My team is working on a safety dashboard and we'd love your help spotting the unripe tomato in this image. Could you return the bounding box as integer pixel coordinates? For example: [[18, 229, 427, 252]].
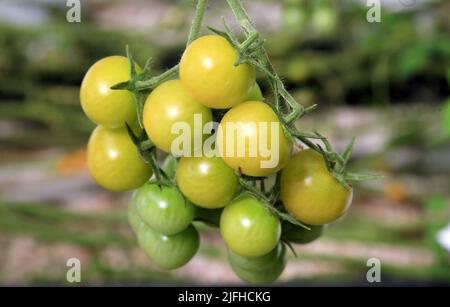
[[246, 82, 263, 101], [228, 243, 287, 284], [176, 156, 239, 209], [179, 35, 255, 109], [128, 193, 146, 234], [135, 183, 195, 235], [137, 223, 199, 270], [217, 101, 292, 177], [194, 206, 223, 228], [281, 222, 325, 244], [220, 196, 281, 257], [87, 126, 152, 192], [80, 56, 138, 127], [143, 80, 213, 154], [280, 149, 353, 225]]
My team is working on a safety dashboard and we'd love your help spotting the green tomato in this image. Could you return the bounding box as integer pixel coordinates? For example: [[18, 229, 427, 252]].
[[228, 243, 287, 284], [135, 183, 195, 235], [246, 82, 263, 101], [282, 222, 325, 244], [194, 206, 223, 228], [162, 155, 178, 179], [87, 126, 152, 192], [128, 192, 146, 234], [176, 156, 239, 209], [137, 223, 199, 270], [220, 196, 281, 257]]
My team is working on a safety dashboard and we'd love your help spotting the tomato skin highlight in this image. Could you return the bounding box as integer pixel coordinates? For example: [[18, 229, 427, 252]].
[[217, 101, 292, 177], [143, 79, 213, 154], [280, 149, 353, 225], [135, 183, 195, 235], [228, 243, 287, 284], [87, 126, 152, 192], [137, 223, 200, 270], [180, 35, 255, 109], [176, 156, 239, 209], [220, 196, 281, 257], [282, 223, 325, 244], [80, 56, 138, 127]]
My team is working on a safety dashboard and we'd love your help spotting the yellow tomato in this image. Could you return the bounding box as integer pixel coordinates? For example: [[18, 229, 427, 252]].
[[87, 126, 152, 192], [179, 35, 255, 109], [80, 56, 138, 127], [217, 101, 292, 177], [176, 156, 239, 209], [280, 149, 353, 225], [143, 80, 213, 154]]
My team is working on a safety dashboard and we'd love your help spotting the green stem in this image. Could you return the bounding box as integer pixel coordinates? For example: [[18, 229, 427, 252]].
[[135, 65, 179, 91], [187, 0, 209, 45], [135, 0, 209, 91], [226, 0, 306, 122]]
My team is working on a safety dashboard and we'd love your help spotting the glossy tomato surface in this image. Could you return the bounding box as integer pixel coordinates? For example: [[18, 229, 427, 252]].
[[143, 79, 212, 154], [220, 196, 281, 257], [280, 149, 353, 225], [137, 223, 199, 270], [135, 183, 195, 235], [228, 243, 287, 284], [176, 156, 239, 209], [80, 56, 138, 127], [87, 126, 152, 192], [179, 35, 255, 109], [217, 101, 292, 177]]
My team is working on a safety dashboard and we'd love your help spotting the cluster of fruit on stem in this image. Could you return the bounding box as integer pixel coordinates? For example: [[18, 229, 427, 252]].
[[79, 0, 379, 284]]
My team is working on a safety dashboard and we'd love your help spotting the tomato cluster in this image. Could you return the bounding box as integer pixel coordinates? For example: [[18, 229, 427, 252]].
[[79, 35, 354, 283]]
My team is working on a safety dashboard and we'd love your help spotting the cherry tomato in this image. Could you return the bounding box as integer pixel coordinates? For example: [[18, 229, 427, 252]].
[[128, 192, 146, 234], [280, 149, 353, 225], [80, 56, 138, 127], [217, 101, 292, 177], [176, 156, 239, 209], [246, 82, 263, 101], [228, 243, 287, 284], [137, 223, 199, 270], [135, 183, 195, 235], [281, 222, 325, 244], [87, 126, 152, 192], [194, 206, 223, 228], [143, 80, 213, 154], [220, 196, 281, 257], [179, 35, 255, 109], [162, 155, 178, 179]]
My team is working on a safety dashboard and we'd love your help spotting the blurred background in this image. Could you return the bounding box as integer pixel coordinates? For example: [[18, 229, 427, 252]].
[[0, 0, 449, 285]]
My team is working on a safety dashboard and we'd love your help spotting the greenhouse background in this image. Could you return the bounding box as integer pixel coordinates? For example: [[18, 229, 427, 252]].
[[0, 0, 449, 285]]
